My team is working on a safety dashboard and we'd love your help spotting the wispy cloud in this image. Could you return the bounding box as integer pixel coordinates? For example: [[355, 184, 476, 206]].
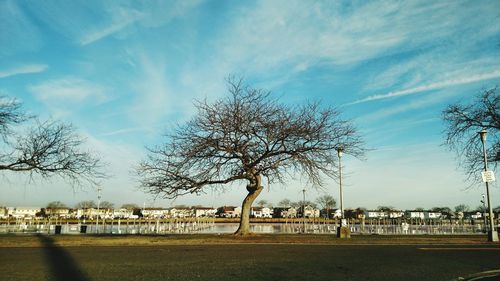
[[98, 126, 151, 137], [19, 2, 203, 47], [0, 1, 42, 57], [208, 0, 500, 91], [80, 8, 143, 45], [349, 71, 500, 105], [127, 53, 175, 126], [0, 64, 48, 78], [29, 77, 106, 103]]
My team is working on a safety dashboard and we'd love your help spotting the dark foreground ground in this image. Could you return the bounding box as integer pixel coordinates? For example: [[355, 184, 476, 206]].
[[0, 234, 499, 281]]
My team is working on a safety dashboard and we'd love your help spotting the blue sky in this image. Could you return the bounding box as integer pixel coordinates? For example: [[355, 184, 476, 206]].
[[1, 0, 499, 210]]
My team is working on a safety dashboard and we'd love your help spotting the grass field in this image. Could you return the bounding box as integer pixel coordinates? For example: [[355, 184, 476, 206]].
[[0, 233, 494, 247]]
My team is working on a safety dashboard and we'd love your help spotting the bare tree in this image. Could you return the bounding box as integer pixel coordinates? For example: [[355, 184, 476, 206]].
[[46, 201, 68, 209], [75, 200, 97, 209], [0, 96, 104, 186], [0, 97, 26, 136], [121, 203, 139, 210], [377, 206, 395, 212], [278, 198, 292, 207], [256, 200, 268, 208], [316, 194, 336, 218], [99, 201, 114, 210], [138, 78, 365, 235], [454, 204, 470, 213], [442, 87, 499, 182]]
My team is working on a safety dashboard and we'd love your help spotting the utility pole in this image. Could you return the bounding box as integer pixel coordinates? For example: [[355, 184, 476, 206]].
[[481, 194, 487, 233], [96, 187, 101, 234], [302, 188, 306, 233], [336, 147, 344, 220], [478, 130, 498, 242]]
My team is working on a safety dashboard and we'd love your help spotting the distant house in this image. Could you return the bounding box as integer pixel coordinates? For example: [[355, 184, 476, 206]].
[[194, 207, 217, 218], [112, 208, 134, 219], [297, 205, 320, 218], [364, 210, 404, 219], [76, 208, 112, 219], [320, 208, 342, 219], [388, 211, 405, 219], [426, 212, 442, 220], [406, 211, 426, 220], [142, 208, 169, 218], [366, 211, 388, 219], [273, 207, 297, 218], [216, 206, 241, 218], [467, 212, 484, 220], [8, 207, 40, 219], [169, 207, 194, 218], [251, 207, 273, 218], [45, 208, 71, 218]]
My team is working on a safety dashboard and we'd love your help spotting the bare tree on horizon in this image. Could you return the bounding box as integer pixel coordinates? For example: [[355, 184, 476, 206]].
[[137, 77, 365, 235]]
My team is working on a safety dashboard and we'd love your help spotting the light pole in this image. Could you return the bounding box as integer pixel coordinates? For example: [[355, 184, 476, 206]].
[[336, 147, 350, 238], [96, 187, 101, 234], [336, 147, 344, 220], [481, 194, 487, 233], [478, 130, 498, 242], [302, 188, 306, 233]]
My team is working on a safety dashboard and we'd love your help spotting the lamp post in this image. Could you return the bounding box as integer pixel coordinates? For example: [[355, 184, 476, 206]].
[[336, 147, 350, 238], [478, 130, 498, 242], [336, 147, 344, 220], [302, 188, 306, 233], [481, 194, 487, 233], [96, 187, 101, 234]]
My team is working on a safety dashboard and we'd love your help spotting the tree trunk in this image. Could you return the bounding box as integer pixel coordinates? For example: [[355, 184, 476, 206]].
[[235, 174, 263, 235]]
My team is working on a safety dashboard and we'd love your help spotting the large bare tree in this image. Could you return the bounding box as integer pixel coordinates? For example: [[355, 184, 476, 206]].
[[138, 78, 365, 235], [0, 96, 104, 186], [442, 87, 499, 182]]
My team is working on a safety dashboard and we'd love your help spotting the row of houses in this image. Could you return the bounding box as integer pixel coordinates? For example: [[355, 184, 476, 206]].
[[0, 205, 313, 219], [0, 205, 495, 220]]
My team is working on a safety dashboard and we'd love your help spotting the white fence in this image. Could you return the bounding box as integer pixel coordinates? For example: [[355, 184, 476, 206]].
[[0, 220, 495, 235]]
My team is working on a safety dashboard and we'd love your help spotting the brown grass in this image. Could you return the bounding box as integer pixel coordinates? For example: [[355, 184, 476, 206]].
[[0, 233, 493, 248]]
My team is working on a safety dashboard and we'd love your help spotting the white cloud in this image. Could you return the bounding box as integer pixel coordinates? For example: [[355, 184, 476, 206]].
[[204, 0, 500, 93], [20, 1, 204, 47], [80, 8, 143, 45], [0, 64, 48, 78], [126, 53, 195, 127], [350, 70, 500, 105], [29, 77, 106, 104]]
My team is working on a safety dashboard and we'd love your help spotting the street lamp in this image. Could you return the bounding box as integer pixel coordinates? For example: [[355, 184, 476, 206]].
[[336, 147, 344, 220], [478, 130, 498, 242], [481, 194, 487, 233], [302, 188, 306, 233], [96, 187, 101, 234]]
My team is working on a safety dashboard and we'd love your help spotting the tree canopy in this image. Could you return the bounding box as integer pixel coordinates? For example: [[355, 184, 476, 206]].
[[138, 78, 365, 234], [121, 203, 139, 210], [442, 87, 499, 182], [75, 200, 97, 209], [99, 201, 114, 209], [0, 96, 104, 186], [316, 195, 336, 210], [46, 201, 68, 209]]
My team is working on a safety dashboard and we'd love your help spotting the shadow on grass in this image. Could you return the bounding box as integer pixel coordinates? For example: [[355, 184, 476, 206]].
[[36, 234, 92, 281]]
